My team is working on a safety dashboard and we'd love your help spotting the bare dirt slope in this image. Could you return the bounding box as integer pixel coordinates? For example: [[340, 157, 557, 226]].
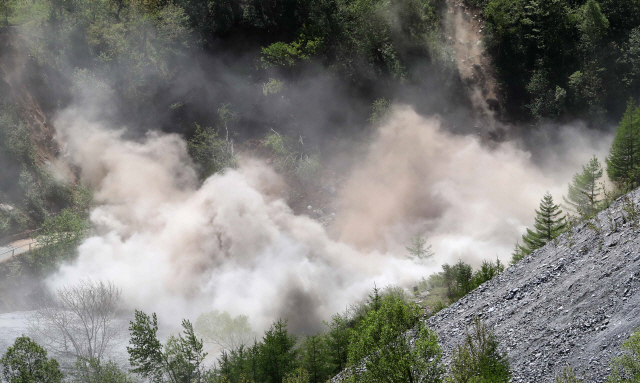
[[0, 28, 59, 167], [444, 0, 501, 129], [426, 189, 640, 382]]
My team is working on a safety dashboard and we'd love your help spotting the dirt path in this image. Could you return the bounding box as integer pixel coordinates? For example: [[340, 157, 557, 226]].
[[0, 238, 38, 263]]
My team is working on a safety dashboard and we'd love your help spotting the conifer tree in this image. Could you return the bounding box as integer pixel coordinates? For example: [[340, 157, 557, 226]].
[[564, 155, 603, 217], [606, 100, 640, 190], [406, 233, 434, 263], [511, 241, 527, 265], [517, 193, 566, 257]]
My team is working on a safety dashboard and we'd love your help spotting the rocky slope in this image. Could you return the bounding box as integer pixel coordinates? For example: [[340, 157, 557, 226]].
[[426, 189, 640, 382]]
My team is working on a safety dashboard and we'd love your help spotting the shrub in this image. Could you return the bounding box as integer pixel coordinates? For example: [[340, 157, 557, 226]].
[[607, 328, 640, 382], [447, 318, 510, 383], [556, 366, 583, 383], [348, 292, 444, 383]]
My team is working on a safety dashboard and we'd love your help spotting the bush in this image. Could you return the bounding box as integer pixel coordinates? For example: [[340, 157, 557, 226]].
[[348, 291, 444, 383], [607, 327, 640, 382], [187, 124, 237, 180], [556, 366, 583, 383], [73, 358, 134, 383], [447, 318, 510, 383], [262, 130, 322, 186]]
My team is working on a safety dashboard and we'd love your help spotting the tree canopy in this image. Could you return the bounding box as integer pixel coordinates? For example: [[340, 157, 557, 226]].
[[0, 336, 63, 383], [607, 99, 640, 190]]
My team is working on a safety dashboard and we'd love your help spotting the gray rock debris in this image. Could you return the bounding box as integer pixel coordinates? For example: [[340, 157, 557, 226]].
[[425, 190, 640, 382]]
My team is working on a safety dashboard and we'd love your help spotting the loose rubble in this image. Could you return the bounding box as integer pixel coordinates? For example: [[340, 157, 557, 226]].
[[426, 189, 640, 382]]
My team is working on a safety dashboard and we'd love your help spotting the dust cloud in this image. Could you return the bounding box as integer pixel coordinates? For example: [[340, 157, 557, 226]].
[[47, 104, 612, 334], [47, 107, 433, 334], [334, 107, 613, 265]]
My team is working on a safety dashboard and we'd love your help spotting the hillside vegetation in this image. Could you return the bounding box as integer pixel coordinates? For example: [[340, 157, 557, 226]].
[[1, 0, 640, 382]]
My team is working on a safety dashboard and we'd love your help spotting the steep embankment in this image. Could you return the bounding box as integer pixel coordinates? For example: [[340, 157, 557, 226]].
[[444, 0, 501, 130], [427, 189, 640, 382], [0, 28, 59, 167]]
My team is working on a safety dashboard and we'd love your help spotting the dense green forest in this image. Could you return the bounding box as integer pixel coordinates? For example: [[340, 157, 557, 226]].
[[474, 0, 640, 122]]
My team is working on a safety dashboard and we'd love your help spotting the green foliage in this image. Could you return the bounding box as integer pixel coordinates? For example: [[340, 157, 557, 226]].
[[516, 192, 566, 258], [262, 130, 321, 186], [510, 241, 527, 264], [0, 336, 63, 383], [324, 312, 351, 375], [564, 155, 604, 217], [471, 258, 505, 287], [261, 35, 323, 68], [301, 335, 330, 383], [23, 207, 88, 274], [282, 367, 310, 383], [556, 366, 583, 383], [620, 28, 640, 87], [347, 292, 444, 383], [442, 261, 474, 301], [258, 319, 297, 383], [368, 98, 391, 124], [263, 79, 284, 96], [262, 130, 301, 173], [576, 0, 609, 50], [446, 318, 510, 383], [73, 357, 134, 383], [606, 327, 640, 383], [607, 99, 640, 190], [482, 0, 640, 121], [194, 310, 255, 351], [187, 124, 237, 180], [406, 233, 434, 263], [423, 259, 504, 305], [128, 310, 207, 383]]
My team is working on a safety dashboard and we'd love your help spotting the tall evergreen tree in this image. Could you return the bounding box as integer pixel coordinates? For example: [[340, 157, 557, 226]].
[[606, 100, 640, 190], [324, 313, 350, 375], [564, 155, 604, 217], [301, 335, 329, 383], [258, 319, 297, 383], [517, 192, 566, 256]]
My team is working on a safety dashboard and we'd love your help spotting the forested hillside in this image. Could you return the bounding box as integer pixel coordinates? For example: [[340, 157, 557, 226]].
[[470, 0, 640, 122], [2, 0, 640, 382]]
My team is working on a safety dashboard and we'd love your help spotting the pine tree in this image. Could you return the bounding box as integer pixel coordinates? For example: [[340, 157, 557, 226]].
[[301, 335, 329, 383], [406, 233, 434, 263], [257, 319, 297, 383], [606, 99, 640, 190], [519, 193, 566, 255], [564, 155, 603, 217], [511, 241, 527, 264]]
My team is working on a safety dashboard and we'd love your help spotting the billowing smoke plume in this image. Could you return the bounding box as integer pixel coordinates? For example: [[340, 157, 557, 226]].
[[47, 107, 433, 333], [47, 105, 612, 334], [334, 107, 613, 264]]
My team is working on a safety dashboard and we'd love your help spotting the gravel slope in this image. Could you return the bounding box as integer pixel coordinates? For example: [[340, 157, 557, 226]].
[[426, 189, 640, 382]]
